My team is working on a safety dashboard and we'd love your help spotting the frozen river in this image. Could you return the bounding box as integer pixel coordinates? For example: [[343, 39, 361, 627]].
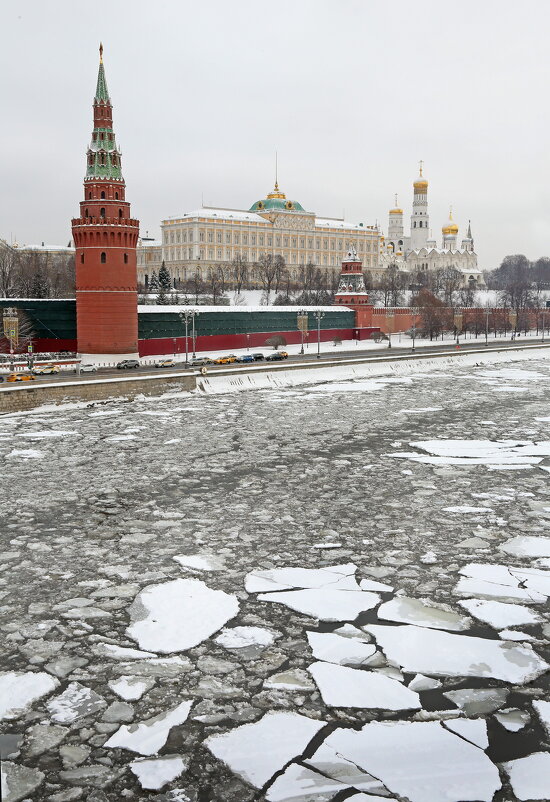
[[1, 358, 549, 802]]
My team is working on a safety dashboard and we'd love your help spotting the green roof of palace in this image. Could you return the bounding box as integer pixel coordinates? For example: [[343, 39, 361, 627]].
[[249, 197, 305, 212]]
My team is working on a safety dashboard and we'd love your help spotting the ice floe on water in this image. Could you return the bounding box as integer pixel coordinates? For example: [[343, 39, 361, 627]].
[[377, 596, 471, 630], [5, 448, 44, 459], [533, 700, 550, 736], [503, 752, 550, 801], [257, 588, 380, 621], [364, 624, 549, 682], [319, 721, 500, 802], [494, 708, 530, 732], [306, 631, 377, 666], [105, 700, 193, 756], [265, 762, 348, 801], [214, 625, 276, 651], [455, 562, 550, 602], [443, 718, 489, 748], [308, 662, 421, 710], [245, 562, 359, 592], [108, 676, 156, 701], [499, 535, 550, 558], [204, 711, 326, 789], [17, 430, 77, 438], [0, 671, 59, 720], [443, 688, 509, 716], [47, 682, 106, 724], [458, 598, 541, 628], [1, 762, 45, 802], [129, 754, 187, 790], [127, 578, 239, 652], [304, 742, 389, 796], [173, 553, 225, 571], [389, 438, 550, 467]]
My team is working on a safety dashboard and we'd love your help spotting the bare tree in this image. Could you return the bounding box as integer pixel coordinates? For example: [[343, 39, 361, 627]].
[[0, 243, 17, 297], [231, 255, 249, 295], [376, 264, 407, 307], [256, 253, 278, 302]]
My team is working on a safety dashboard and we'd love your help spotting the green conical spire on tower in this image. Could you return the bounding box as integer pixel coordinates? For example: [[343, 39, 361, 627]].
[[95, 43, 110, 103]]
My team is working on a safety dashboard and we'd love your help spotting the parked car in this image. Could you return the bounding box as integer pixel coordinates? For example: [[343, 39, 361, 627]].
[[252, 353, 265, 361], [265, 352, 286, 361], [155, 359, 176, 368], [79, 364, 98, 373], [214, 355, 237, 365], [33, 364, 60, 375], [7, 373, 36, 382], [236, 354, 255, 363], [279, 351, 289, 358], [116, 359, 140, 369], [191, 357, 213, 367]]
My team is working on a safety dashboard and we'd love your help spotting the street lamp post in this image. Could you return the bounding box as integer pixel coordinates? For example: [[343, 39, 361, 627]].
[[191, 310, 200, 358], [411, 323, 416, 353], [297, 309, 308, 355], [543, 308, 546, 343], [179, 309, 199, 368], [485, 307, 490, 346], [312, 310, 325, 359]]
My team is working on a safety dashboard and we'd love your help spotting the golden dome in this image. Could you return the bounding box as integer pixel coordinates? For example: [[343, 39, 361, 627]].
[[389, 208, 403, 215], [442, 209, 458, 235], [413, 161, 428, 191], [267, 181, 286, 200]]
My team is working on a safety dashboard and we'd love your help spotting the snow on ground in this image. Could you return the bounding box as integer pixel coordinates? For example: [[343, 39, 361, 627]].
[[1, 355, 550, 800]]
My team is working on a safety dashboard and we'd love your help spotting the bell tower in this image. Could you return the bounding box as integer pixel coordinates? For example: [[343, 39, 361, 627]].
[[72, 45, 139, 360]]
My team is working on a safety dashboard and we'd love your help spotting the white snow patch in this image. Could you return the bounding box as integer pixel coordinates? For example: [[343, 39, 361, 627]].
[[204, 711, 326, 789], [308, 662, 420, 710], [127, 578, 239, 653], [265, 763, 347, 800], [105, 700, 193, 756], [532, 700, 550, 737], [130, 755, 187, 790], [17, 430, 77, 438], [364, 623, 549, 682], [458, 599, 541, 628], [93, 643, 158, 660], [0, 672, 59, 720], [359, 578, 394, 592], [389, 439, 550, 468], [443, 505, 494, 513], [47, 682, 106, 723]]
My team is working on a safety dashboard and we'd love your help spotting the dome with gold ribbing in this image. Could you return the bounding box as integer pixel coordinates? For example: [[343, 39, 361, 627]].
[[249, 182, 305, 212], [389, 193, 403, 215], [442, 208, 459, 235]]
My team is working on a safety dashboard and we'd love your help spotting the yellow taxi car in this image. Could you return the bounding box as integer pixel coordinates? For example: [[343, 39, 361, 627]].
[[214, 355, 237, 365], [33, 364, 61, 375], [6, 373, 36, 382], [155, 359, 176, 368]]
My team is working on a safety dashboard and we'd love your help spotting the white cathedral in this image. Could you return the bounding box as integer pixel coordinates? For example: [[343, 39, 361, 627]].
[[377, 164, 484, 287]]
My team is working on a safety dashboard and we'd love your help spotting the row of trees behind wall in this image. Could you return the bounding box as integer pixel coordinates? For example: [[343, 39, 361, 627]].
[[2, 245, 550, 312]]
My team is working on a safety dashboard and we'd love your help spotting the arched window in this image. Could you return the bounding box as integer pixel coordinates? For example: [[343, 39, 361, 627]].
[[100, 207, 105, 218], [124, 253, 128, 264], [85, 209, 88, 218], [100, 191, 105, 199], [80, 254, 84, 263], [119, 209, 123, 218], [101, 252, 106, 263], [88, 192, 92, 200], [115, 192, 119, 199]]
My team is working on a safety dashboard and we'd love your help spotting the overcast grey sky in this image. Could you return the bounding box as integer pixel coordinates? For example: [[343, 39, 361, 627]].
[[1, 0, 549, 269]]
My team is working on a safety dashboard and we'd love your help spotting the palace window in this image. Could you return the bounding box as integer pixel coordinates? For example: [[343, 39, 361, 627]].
[[225, 233, 231, 243], [243, 234, 248, 244], [268, 237, 272, 246], [207, 231, 213, 242], [276, 236, 281, 246], [217, 232, 222, 243], [234, 233, 240, 244], [170, 233, 174, 243], [300, 238, 305, 248], [292, 237, 297, 248], [100, 252, 106, 263], [308, 238, 313, 248], [199, 231, 205, 242], [208, 248, 214, 258], [252, 235, 256, 245], [284, 237, 289, 247], [217, 249, 222, 259], [177, 233, 181, 243], [324, 240, 328, 249], [259, 235, 265, 245], [331, 240, 335, 250]]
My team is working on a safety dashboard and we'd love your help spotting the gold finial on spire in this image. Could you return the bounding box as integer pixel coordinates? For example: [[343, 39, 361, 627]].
[[394, 193, 398, 207], [99, 42, 103, 64], [419, 159, 424, 177], [449, 205, 453, 220], [274, 151, 279, 192]]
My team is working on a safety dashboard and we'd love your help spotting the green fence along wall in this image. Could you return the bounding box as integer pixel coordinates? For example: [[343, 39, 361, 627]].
[[0, 300, 77, 341], [138, 309, 355, 340]]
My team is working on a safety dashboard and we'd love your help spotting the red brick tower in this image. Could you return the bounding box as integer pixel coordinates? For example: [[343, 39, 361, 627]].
[[72, 45, 139, 359], [334, 246, 373, 327]]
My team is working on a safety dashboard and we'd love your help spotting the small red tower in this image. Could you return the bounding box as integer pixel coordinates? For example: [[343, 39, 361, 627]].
[[72, 45, 139, 359], [333, 246, 373, 328]]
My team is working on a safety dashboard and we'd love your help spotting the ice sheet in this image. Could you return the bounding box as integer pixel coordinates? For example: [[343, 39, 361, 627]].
[[257, 588, 381, 621], [458, 599, 541, 628], [308, 662, 421, 710], [105, 700, 193, 756], [0, 672, 59, 721], [377, 597, 470, 631], [245, 563, 359, 593]]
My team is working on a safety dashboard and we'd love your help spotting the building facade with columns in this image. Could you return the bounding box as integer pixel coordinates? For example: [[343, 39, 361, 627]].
[[378, 166, 483, 287], [137, 183, 380, 288]]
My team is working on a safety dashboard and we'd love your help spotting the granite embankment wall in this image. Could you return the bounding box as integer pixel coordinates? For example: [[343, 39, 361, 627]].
[[0, 374, 197, 413]]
